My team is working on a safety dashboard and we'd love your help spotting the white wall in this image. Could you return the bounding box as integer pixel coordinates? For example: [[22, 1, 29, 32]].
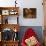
[[0, 0, 44, 26], [19, 0, 44, 26]]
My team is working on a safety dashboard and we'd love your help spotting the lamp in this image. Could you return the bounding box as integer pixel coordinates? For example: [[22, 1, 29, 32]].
[[15, 0, 17, 7]]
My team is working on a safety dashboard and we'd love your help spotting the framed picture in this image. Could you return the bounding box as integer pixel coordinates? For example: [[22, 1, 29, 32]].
[[9, 10, 18, 15], [23, 8, 36, 18], [2, 10, 9, 15]]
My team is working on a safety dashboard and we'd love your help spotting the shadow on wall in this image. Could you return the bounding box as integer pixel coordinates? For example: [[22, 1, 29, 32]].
[[18, 26, 44, 45]]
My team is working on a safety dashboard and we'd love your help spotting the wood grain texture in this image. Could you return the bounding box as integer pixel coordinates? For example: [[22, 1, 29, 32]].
[[0, 24, 20, 32]]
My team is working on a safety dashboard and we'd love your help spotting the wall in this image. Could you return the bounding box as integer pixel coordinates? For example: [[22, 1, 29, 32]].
[[18, 0, 44, 26], [0, 0, 44, 26]]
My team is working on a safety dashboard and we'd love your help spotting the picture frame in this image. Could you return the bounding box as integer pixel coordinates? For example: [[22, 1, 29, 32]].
[[2, 10, 9, 15], [23, 8, 36, 18], [9, 10, 18, 15]]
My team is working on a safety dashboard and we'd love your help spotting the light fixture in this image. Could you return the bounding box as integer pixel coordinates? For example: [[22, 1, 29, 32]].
[[15, 0, 17, 7]]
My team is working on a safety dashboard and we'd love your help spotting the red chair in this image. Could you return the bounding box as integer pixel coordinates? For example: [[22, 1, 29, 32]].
[[21, 28, 41, 46]]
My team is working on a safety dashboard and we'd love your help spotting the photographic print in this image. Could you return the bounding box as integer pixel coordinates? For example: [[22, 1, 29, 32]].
[[23, 8, 36, 18], [2, 10, 9, 15]]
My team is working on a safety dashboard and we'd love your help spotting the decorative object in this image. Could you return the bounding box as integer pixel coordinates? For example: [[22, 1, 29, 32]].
[[2, 10, 9, 15], [1, 27, 19, 41], [13, 32, 18, 41], [9, 10, 18, 15], [13, 28, 18, 41], [25, 36, 38, 46], [15, 0, 17, 7], [21, 28, 41, 46], [23, 8, 36, 18], [1, 28, 13, 41]]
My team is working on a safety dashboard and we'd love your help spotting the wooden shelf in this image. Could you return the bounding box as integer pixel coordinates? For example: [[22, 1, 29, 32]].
[[0, 7, 19, 24], [0, 24, 20, 32], [0, 7, 19, 46], [0, 40, 19, 46]]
